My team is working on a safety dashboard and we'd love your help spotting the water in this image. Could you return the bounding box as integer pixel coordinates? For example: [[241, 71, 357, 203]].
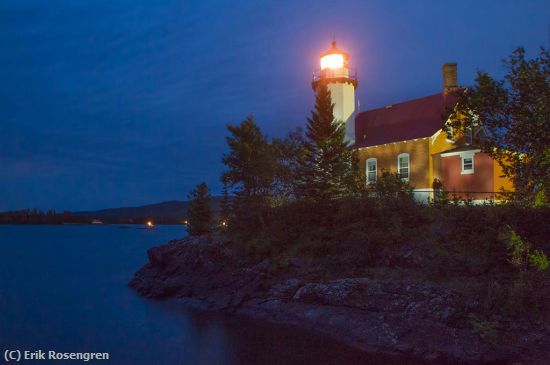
[[0, 225, 417, 364]]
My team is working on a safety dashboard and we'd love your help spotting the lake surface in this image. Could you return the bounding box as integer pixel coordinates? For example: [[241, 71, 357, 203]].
[[0, 225, 417, 364]]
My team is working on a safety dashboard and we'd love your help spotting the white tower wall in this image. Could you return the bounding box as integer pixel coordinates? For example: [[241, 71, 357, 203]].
[[328, 82, 356, 144]]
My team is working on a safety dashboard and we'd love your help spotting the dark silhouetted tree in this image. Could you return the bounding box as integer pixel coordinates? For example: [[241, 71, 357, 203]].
[[221, 115, 277, 229], [447, 47, 550, 204], [272, 127, 306, 204], [219, 181, 231, 227], [298, 84, 358, 201], [186, 182, 213, 236]]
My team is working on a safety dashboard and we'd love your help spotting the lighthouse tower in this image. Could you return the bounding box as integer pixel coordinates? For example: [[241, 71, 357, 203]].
[[312, 41, 358, 144]]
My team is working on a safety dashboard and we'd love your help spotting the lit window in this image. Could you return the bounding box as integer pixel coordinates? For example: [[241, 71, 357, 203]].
[[462, 156, 474, 174], [397, 153, 409, 181], [366, 158, 377, 183]]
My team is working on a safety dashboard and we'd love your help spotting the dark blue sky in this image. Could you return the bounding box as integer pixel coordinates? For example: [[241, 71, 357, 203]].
[[1, 0, 548, 211]]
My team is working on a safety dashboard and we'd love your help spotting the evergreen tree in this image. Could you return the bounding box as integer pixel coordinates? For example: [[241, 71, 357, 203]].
[[186, 182, 213, 236], [221, 115, 277, 229], [298, 84, 357, 201], [272, 127, 307, 204]]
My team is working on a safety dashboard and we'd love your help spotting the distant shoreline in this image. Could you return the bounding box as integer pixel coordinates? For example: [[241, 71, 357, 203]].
[[0, 199, 227, 226]]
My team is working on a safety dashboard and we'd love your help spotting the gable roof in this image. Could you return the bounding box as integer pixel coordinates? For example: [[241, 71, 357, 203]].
[[353, 93, 457, 148]]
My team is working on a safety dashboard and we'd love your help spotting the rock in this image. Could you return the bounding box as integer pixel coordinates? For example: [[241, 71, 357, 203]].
[[269, 278, 302, 300], [129, 234, 550, 365], [147, 243, 180, 266], [251, 258, 271, 273], [439, 306, 453, 321]]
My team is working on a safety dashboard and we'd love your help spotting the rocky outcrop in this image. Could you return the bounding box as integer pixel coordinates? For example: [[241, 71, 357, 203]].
[[129, 235, 550, 365]]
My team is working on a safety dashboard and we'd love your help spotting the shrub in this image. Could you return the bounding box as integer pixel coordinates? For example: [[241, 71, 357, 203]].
[[497, 225, 549, 316], [529, 250, 549, 271], [368, 169, 413, 201]]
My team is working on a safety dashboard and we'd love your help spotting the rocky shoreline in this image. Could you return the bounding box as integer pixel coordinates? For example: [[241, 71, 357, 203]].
[[129, 235, 550, 364]]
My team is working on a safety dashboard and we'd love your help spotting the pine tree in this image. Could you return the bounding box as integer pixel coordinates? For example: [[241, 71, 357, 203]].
[[272, 127, 307, 203], [221, 115, 277, 230], [221, 115, 277, 198], [298, 84, 357, 201], [186, 182, 213, 236]]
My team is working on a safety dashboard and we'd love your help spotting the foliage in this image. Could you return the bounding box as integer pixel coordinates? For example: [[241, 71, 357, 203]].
[[496, 225, 549, 315], [271, 128, 307, 204], [502, 225, 530, 268], [222, 115, 277, 199], [500, 224, 549, 272], [529, 249, 549, 271], [186, 182, 213, 236], [297, 84, 358, 201], [219, 156, 550, 319], [368, 169, 413, 200], [447, 47, 550, 204], [221, 115, 278, 231]]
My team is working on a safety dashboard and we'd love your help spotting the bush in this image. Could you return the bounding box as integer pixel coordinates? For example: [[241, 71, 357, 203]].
[[368, 169, 414, 201]]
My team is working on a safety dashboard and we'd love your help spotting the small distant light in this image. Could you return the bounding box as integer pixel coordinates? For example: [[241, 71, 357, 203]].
[[146, 221, 154, 228], [183, 220, 189, 225], [220, 220, 227, 227]]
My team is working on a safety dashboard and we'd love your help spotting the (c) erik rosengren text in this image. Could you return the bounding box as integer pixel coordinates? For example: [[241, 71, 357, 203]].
[[4, 349, 110, 362]]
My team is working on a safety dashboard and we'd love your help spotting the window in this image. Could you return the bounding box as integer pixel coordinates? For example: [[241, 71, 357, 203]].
[[462, 156, 474, 174], [397, 153, 409, 181], [366, 158, 377, 183]]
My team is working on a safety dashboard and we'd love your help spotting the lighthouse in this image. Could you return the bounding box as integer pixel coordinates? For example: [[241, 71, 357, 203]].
[[312, 41, 358, 144]]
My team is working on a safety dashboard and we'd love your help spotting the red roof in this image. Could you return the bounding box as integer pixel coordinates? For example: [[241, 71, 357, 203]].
[[354, 93, 457, 148]]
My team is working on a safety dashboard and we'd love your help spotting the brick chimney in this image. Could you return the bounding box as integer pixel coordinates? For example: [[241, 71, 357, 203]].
[[442, 63, 457, 94]]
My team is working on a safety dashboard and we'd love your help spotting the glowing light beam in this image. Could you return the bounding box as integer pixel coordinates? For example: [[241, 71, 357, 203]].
[[320, 54, 344, 70]]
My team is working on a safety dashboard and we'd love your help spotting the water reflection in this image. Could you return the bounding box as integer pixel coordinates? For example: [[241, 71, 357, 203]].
[[0, 225, 426, 365]]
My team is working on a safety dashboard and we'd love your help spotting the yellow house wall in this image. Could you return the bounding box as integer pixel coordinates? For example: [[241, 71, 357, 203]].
[[428, 129, 455, 184], [493, 160, 514, 192], [356, 127, 515, 196], [357, 138, 431, 189]]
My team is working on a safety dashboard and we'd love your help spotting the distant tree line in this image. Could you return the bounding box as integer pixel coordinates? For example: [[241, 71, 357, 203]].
[[0, 209, 88, 224]]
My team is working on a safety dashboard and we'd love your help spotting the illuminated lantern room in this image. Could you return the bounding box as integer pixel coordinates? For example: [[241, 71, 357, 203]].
[[312, 40, 358, 144], [313, 40, 357, 90]]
